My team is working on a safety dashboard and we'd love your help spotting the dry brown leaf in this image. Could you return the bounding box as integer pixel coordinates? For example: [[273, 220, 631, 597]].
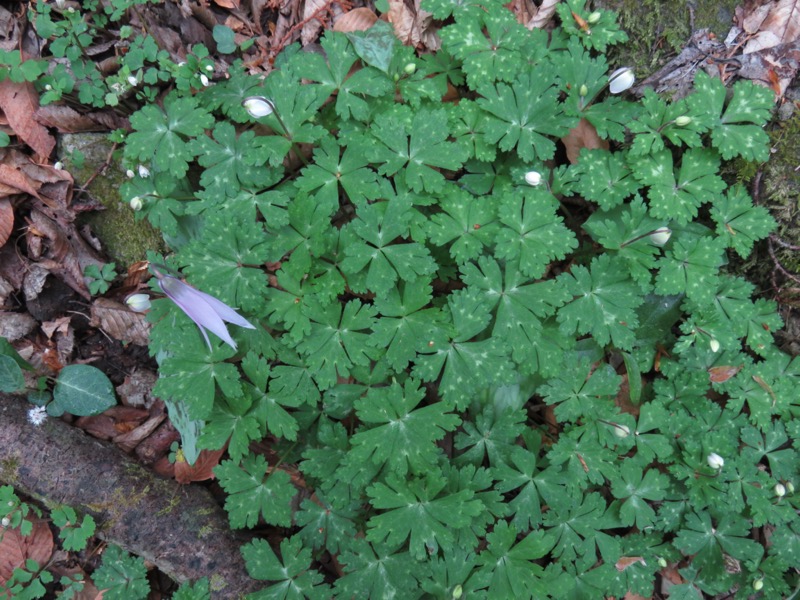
[[0, 521, 54, 584], [114, 414, 167, 453], [744, 0, 800, 53], [34, 104, 103, 133], [89, 298, 151, 346], [0, 311, 37, 341], [527, 0, 560, 29], [301, 0, 330, 46], [708, 365, 743, 383], [0, 163, 42, 201], [561, 118, 609, 164], [212, 0, 240, 7], [0, 80, 55, 158], [0, 198, 11, 247], [334, 8, 378, 33], [616, 556, 647, 571], [175, 447, 226, 484], [388, 0, 416, 44]]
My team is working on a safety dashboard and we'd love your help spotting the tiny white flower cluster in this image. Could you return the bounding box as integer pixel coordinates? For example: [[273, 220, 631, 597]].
[[27, 406, 47, 427]]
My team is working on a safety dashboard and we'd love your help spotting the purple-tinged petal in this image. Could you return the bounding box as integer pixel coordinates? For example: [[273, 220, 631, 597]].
[[190, 288, 255, 329], [158, 276, 238, 350]]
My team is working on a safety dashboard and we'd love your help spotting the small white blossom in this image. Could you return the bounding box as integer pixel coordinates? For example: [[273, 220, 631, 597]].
[[674, 115, 692, 127], [753, 579, 764, 591], [649, 228, 672, 246], [199, 73, 210, 87], [28, 406, 47, 427], [53, 161, 64, 170], [775, 483, 786, 497], [709, 338, 720, 353], [137, 164, 150, 178], [609, 67, 635, 94], [126, 169, 135, 179], [125, 293, 151, 312], [613, 424, 630, 438], [524, 171, 542, 186], [1, 517, 10, 528], [127, 75, 139, 87], [707, 452, 724, 470], [242, 96, 275, 119], [204, 64, 214, 72], [130, 196, 143, 211]]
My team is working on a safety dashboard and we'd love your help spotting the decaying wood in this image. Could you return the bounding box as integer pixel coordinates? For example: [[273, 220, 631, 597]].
[[0, 394, 260, 599]]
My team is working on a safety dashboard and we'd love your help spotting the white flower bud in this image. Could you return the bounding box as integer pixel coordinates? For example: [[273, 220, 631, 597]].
[[657, 557, 667, 568], [707, 452, 724, 470], [775, 483, 786, 497], [403, 63, 416, 75], [126, 169, 135, 179], [787, 482, 795, 494], [709, 338, 720, 353], [524, 171, 542, 186], [204, 64, 214, 72], [137, 164, 150, 178], [649, 228, 672, 246], [674, 115, 692, 127], [587, 11, 602, 24], [199, 73, 210, 87], [1, 517, 9, 528], [126, 293, 151, 312], [753, 579, 764, 591], [127, 75, 139, 87], [242, 96, 275, 119], [579, 84, 589, 97], [613, 424, 630, 438], [44, 84, 52, 90], [53, 161, 63, 170], [130, 196, 143, 211], [609, 67, 635, 94], [451, 585, 463, 600]]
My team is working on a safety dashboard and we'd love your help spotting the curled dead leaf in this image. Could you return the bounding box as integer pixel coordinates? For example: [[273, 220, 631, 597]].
[[90, 298, 151, 346], [561, 118, 609, 164], [0, 80, 55, 158], [334, 8, 379, 33], [0, 521, 54, 584], [0, 198, 12, 247], [708, 365, 743, 383]]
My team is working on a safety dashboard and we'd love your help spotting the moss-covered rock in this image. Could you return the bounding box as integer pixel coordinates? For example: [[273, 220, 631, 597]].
[[58, 133, 165, 269]]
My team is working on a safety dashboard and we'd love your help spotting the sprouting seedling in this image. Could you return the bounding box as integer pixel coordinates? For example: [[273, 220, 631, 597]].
[[149, 263, 255, 351]]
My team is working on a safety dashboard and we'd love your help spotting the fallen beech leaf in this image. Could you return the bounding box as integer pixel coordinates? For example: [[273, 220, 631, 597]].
[[0, 80, 56, 158], [34, 104, 101, 133], [89, 298, 151, 346], [743, 0, 800, 53], [0, 198, 11, 247], [616, 556, 647, 571], [708, 365, 743, 383], [301, 0, 329, 46], [388, 0, 416, 44], [561, 117, 609, 164], [175, 447, 226, 484], [334, 8, 379, 33], [0, 163, 42, 200], [527, 0, 559, 29], [0, 521, 54, 584]]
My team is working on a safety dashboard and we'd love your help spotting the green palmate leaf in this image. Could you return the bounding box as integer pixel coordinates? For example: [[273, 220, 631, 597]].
[[655, 236, 724, 304], [296, 493, 359, 554], [263, 266, 316, 342], [628, 90, 701, 155], [582, 196, 663, 287], [369, 106, 468, 193], [462, 255, 571, 374], [294, 299, 378, 390], [427, 185, 501, 264], [197, 393, 261, 462], [259, 69, 327, 144], [412, 289, 515, 409], [450, 99, 497, 162], [92, 546, 150, 600], [582, 96, 641, 143], [557, 254, 644, 350], [630, 148, 725, 224], [688, 70, 773, 161], [574, 149, 640, 210], [298, 31, 393, 121], [335, 540, 420, 599], [50, 365, 116, 417], [349, 378, 460, 476], [472, 521, 558, 598], [440, 5, 530, 88], [556, 0, 628, 52], [711, 184, 775, 258], [631, 401, 675, 463], [494, 187, 578, 278], [188, 122, 273, 198], [242, 536, 330, 599], [370, 279, 450, 372], [172, 579, 210, 600], [542, 491, 616, 563], [294, 136, 382, 213], [266, 193, 335, 265], [340, 199, 437, 297], [741, 422, 797, 482], [539, 357, 621, 424], [477, 67, 577, 162], [126, 96, 213, 177], [216, 454, 295, 528], [455, 404, 527, 467], [609, 462, 668, 529], [365, 471, 484, 559], [179, 212, 269, 314]]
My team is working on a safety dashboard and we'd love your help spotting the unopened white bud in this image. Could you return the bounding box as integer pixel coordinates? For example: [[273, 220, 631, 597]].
[[199, 74, 210, 87], [137, 164, 150, 178], [674, 115, 692, 127], [775, 483, 786, 497], [204, 64, 214, 72], [53, 161, 63, 170], [579, 84, 589, 97], [524, 171, 542, 186], [709, 338, 720, 353], [649, 228, 671, 246], [242, 96, 275, 119], [753, 579, 764, 591], [451, 585, 463, 600], [787, 482, 795, 494], [126, 293, 151, 312], [587, 11, 601, 24], [613, 424, 630, 438], [130, 196, 143, 211], [126, 169, 135, 179], [127, 75, 139, 87], [44, 84, 52, 90], [404, 63, 416, 75], [1, 517, 9, 528], [609, 67, 635, 94], [707, 452, 724, 470]]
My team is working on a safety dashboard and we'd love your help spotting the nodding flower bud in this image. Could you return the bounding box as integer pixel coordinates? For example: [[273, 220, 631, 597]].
[[126, 169, 135, 179], [524, 171, 542, 186], [242, 96, 275, 119], [587, 11, 602, 24], [674, 115, 692, 127], [753, 579, 764, 591], [137, 164, 150, 178], [775, 483, 786, 497], [787, 482, 795, 494], [613, 424, 630, 438], [579, 84, 589, 97], [199, 74, 210, 87], [53, 161, 64, 170], [649, 228, 672, 246], [130, 196, 144, 211], [127, 75, 139, 87], [403, 63, 417, 75], [125, 293, 151, 312], [709, 338, 720, 353], [707, 452, 724, 470], [451, 585, 463, 600], [608, 67, 635, 94]]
